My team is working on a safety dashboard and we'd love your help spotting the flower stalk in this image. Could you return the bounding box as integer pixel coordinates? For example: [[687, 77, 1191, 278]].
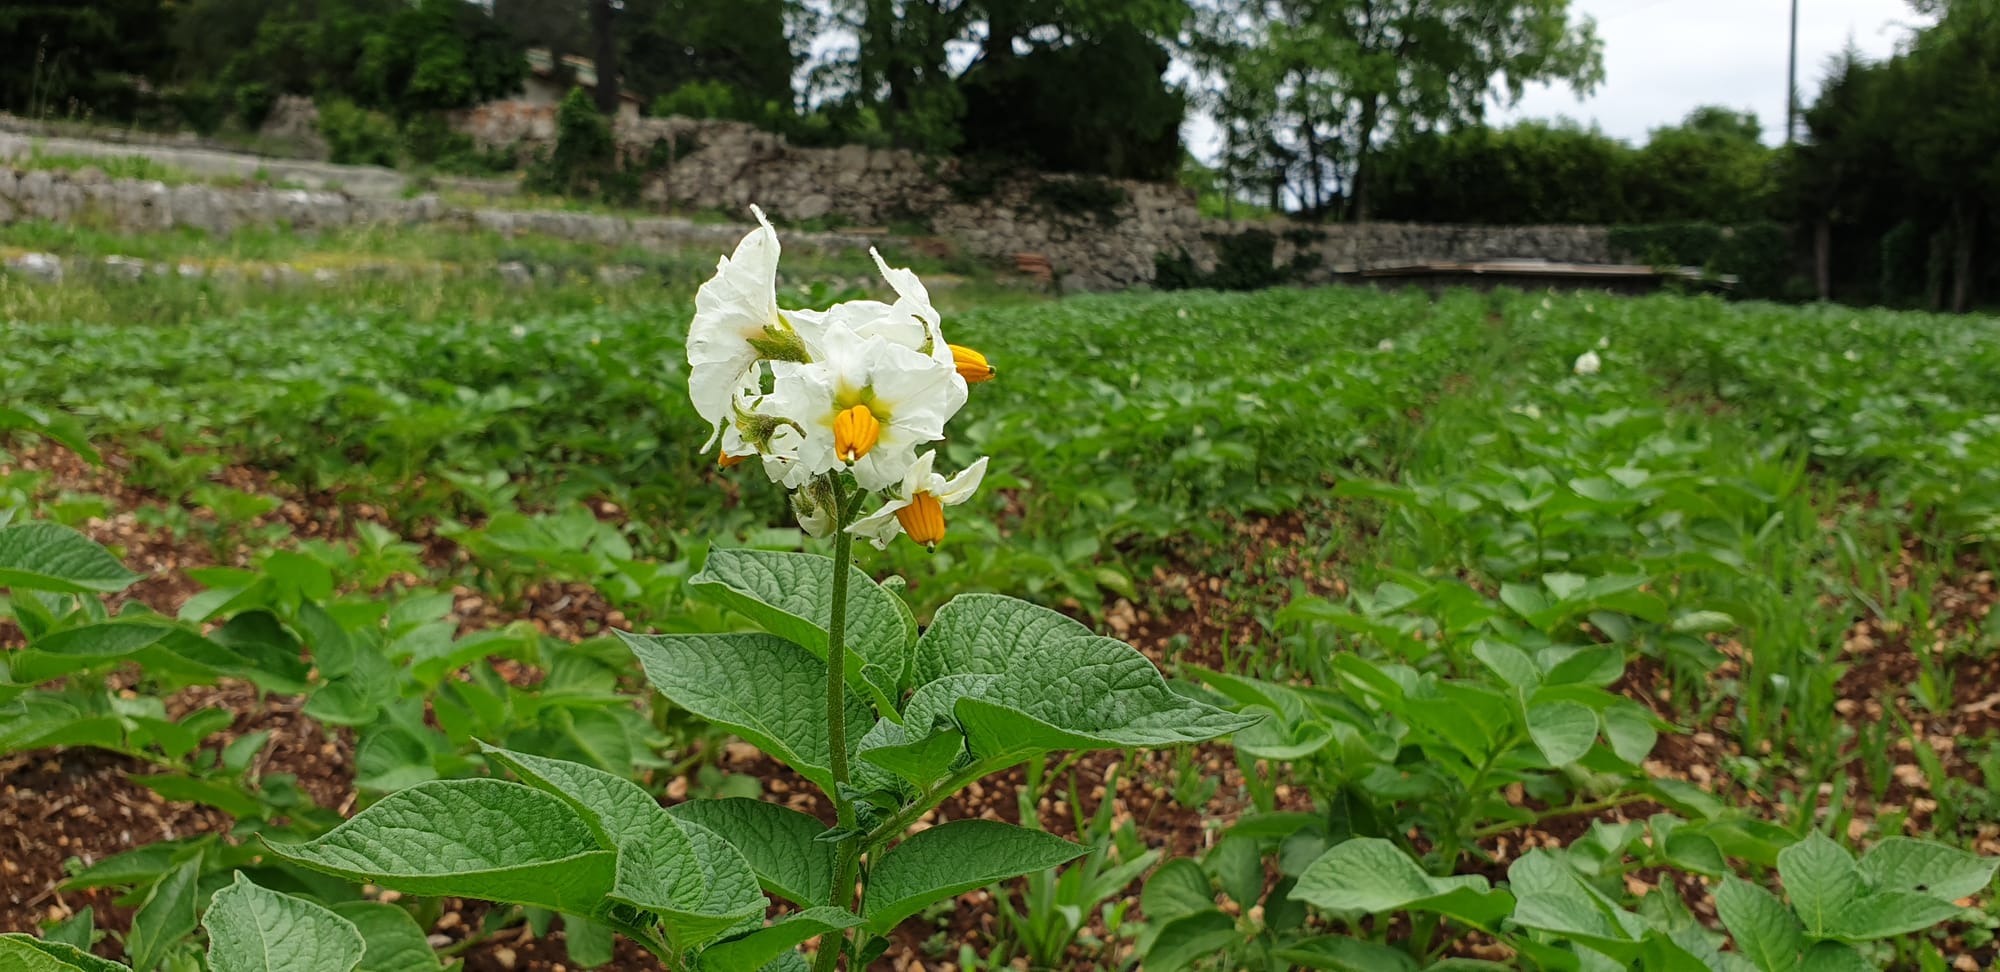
[[817, 474, 860, 972]]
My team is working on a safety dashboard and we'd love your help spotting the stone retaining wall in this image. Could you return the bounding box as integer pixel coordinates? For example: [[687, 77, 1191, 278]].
[[452, 107, 1615, 288], [1, 140, 1616, 291]]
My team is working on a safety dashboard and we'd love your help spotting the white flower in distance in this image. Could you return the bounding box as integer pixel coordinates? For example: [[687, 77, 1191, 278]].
[[770, 332, 968, 492], [849, 451, 989, 549], [688, 206, 823, 448], [1573, 350, 1602, 375]]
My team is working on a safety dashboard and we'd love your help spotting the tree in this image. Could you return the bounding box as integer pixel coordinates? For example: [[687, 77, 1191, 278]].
[[0, 1, 175, 118], [956, 1, 1190, 177], [958, 23, 1186, 179], [589, 0, 622, 114], [1626, 106, 1776, 224], [356, 0, 526, 116], [1786, 3, 1996, 310], [621, 0, 799, 114], [1188, 0, 1603, 220]]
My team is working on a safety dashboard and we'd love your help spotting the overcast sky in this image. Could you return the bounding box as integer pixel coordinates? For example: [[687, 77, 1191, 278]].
[[1182, 0, 1931, 158], [1494, 0, 1929, 143]]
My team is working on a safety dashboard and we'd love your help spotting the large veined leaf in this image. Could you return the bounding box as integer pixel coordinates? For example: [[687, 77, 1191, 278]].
[[696, 907, 863, 972], [479, 746, 765, 944], [1526, 700, 1598, 766], [1854, 837, 1999, 903], [0, 935, 133, 972], [1292, 838, 1514, 928], [898, 594, 1258, 765], [8, 619, 175, 683], [203, 873, 365, 972], [1713, 876, 1804, 972], [1506, 851, 1649, 956], [853, 716, 964, 793], [688, 548, 915, 709], [327, 902, 449, 972], [265, 779, 618, 915], [0, 523, 141, 594], [666, 798, 836, 907], [1776, 832, 1860, 938], [622, 631, 872, 796], [862, 820, 1083, 933]]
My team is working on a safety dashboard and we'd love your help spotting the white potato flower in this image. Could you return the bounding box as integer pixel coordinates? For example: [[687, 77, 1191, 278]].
[[848, 451, 989, 549], [1573, 349, 1602, 375], [687, 206, 825, 448], [768, 332, 967, 492]]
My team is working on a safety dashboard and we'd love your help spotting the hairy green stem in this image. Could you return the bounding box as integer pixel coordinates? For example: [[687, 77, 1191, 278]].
[[816, 476, 858, 972]]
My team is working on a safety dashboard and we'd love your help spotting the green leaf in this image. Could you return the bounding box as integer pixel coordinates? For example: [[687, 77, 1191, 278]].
[[902, 594, 1256, 765], [129, 774, 267, 821], [1526, 700, 1598, 765], [0, 936, 131, 972], [0, 523, 141, 594], [43, 907, 94, 952], [1600, 702, 1658, 765], [1292, 838, 1512, 928], [126, 855, 201, 972], [622, 632, 872, 796], [203, 873, 365, 972], [852, 717, 963, 792], [1661, 830, 1728, 878], [1139, 858, 1215, 923], [1207, 835, 1264, 910], [1855, 838, 2000, 902], [353, 727, 440, 794], [561, 915, 615, 969], [1471, 639, 1541, 690], [264, 779, 617, 915], [666, 798, 834, 907], [1799, 942, 1874, 972], [1714, 876, 1804, 972], [1140, 911, 1238, 972], [1831, 891, 1963, 940], [62, 839, 208, 891], [10, 620, 174, 682], [1507, 851, 1647, 949], [1274, 936, 1422, 972], [328, 902, 448, 972], [1777, 832, 1860, 937], [689, 549, 914, 709], [697, 907, 863, 972], [477, 746, 765, 943], [862, 820, 1083, 933]]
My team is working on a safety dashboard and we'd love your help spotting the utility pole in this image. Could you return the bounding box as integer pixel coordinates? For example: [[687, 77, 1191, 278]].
[[1786, 0, 1800, 143]]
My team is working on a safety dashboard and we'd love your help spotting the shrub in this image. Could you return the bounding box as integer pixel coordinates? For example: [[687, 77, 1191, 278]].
[[651, 80, 738, 120], [1154, 228, 1319, 291], [166, 84, 229, 136], [526, 87, 633, 202], [1608, 221, 1800, 300], [318, 98, 400, 167], [233, 82, 277, 130]]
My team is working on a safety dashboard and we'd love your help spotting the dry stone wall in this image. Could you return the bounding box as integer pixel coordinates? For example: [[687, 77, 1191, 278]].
[[454, 108, 1617, 289], [4, 106, 1620, 290]]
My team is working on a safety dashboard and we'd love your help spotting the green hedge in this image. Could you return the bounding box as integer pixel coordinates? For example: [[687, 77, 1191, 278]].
[[1608, 222, 1802, 300]]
